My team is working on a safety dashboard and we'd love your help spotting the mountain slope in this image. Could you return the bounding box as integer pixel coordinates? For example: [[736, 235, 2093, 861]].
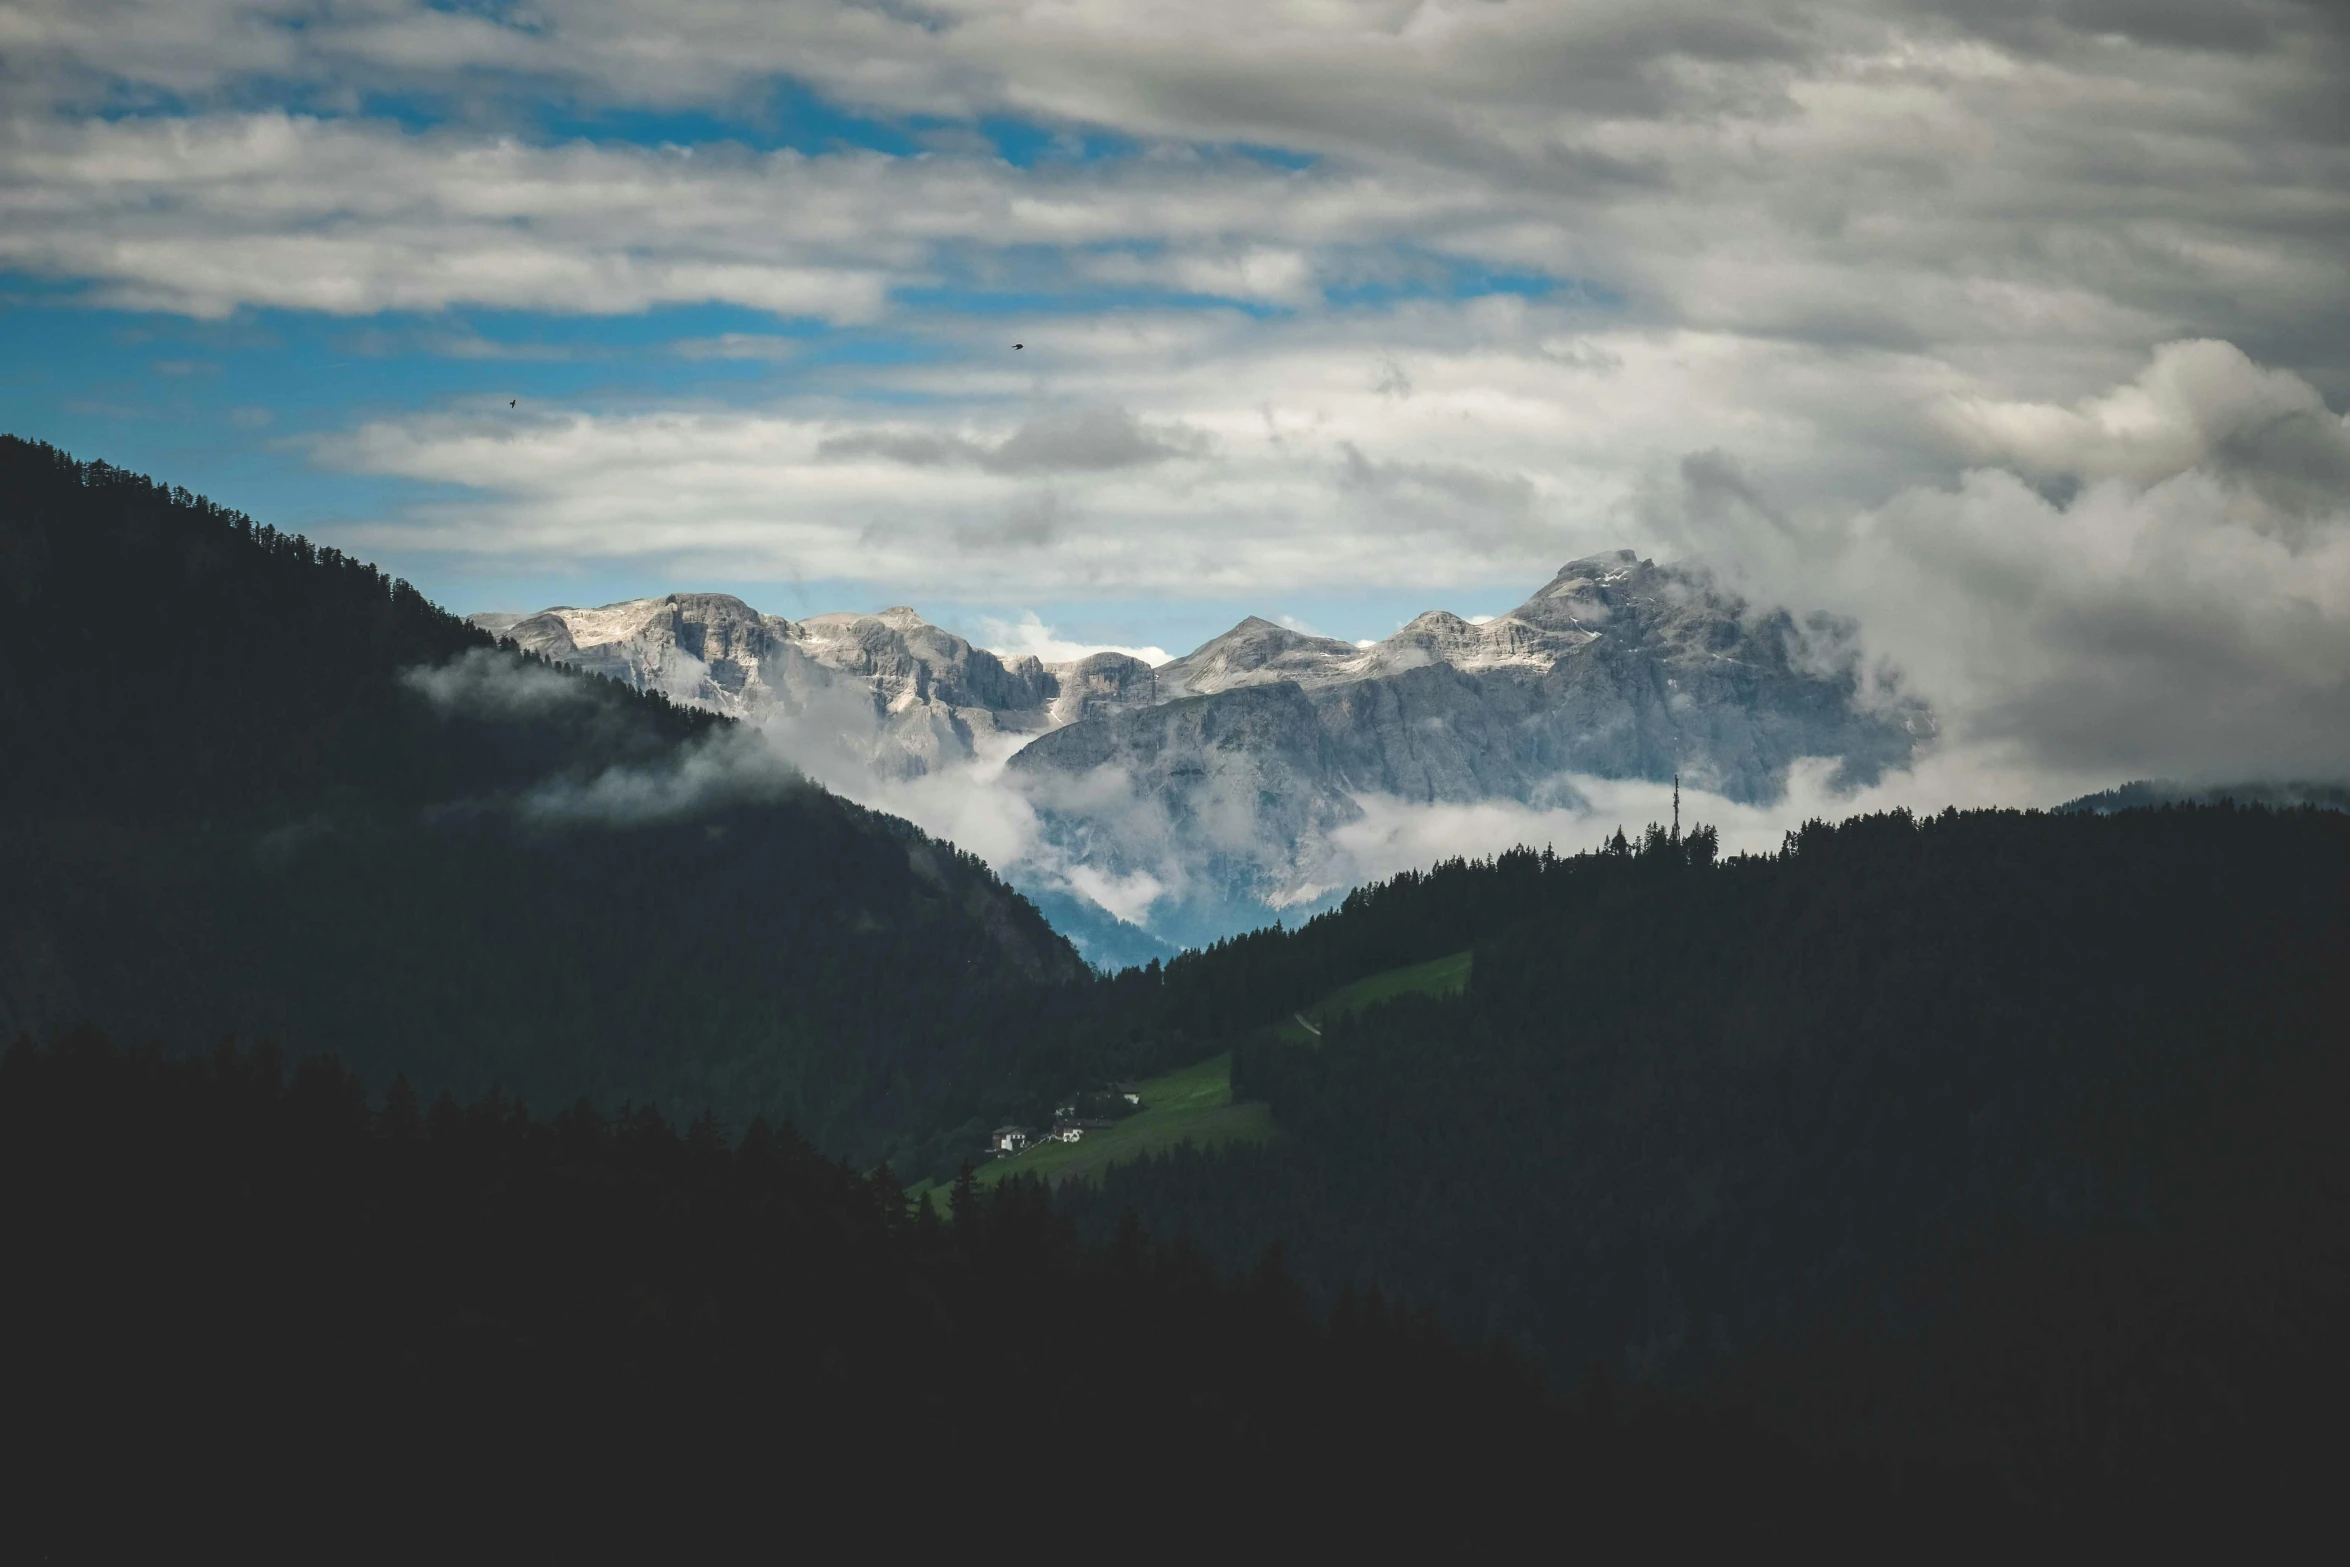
[[0, 443, 696, 821], [2059, 778, 2350, 813], [1008, 552, 1929, 938], [0, 437, 1081, 1160], [1058, 806, 2350, 1426], [482, 552, 1930, 950], [1021, 552, 1925, 804], [14, 1033, 1711, 1548], [475, 591, 1161, 781]]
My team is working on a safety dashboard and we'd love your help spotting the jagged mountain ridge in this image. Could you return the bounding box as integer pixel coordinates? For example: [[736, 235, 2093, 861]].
[[478, 551, 1931, 947], [1021, 551, 1927, 799], [1152, 605, 1573, 701], [1007, 552, 1930, 942], [475, 595, 1157, 777], [475, 551, 1924, 791]]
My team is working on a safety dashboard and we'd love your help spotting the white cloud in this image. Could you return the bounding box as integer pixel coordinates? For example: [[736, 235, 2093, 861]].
[[311, 310, 1991, 599], [5, 3, 2344, 370], [1937, 339, 2350, 512], [14, 0, 2350, 915], [1678, 342, 2350, 786], [979, 611, 1170, 668], [402, 647, 599, 717], [673, 334, 801, 362], [0, 109, 1480, 321], [1061, 864, 1167, 927], [1323, 746, 2105, 895]]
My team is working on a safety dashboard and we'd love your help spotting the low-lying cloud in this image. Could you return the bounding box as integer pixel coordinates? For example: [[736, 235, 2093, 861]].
[[978, 612, 1171, 669], [1678, 341, 2350, 787], [1321, 749, 2095, 899], [522, 723, 809, 827], [401, 647, 598, 716]]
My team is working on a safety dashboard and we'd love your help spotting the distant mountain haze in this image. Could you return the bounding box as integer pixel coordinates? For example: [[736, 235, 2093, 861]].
[[479, 552, 1932, 949]]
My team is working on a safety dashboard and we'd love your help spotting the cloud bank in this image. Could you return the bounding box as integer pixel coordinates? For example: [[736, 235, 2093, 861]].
[[1673, 340, 2350, 787]]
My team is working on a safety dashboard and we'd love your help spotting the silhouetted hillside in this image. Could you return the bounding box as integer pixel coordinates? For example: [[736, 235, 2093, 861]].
[[1060, 806, 2350, 1510], [0, 436, 729, 818], [2059, 777, 2350, 814], [4, 1031, 1850, 1550], [0, 438, 1081, 1159]]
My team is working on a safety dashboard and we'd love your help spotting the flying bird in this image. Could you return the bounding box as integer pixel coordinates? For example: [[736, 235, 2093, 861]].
[[509, 398, 516, 407], [1013, 343, 1023, 350]]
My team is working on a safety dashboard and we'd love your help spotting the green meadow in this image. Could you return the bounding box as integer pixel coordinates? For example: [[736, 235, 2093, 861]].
[[1276, 948, 1472, 1042], [919, 949, 1472, 1205], [961, 1052, 1273, 1194]]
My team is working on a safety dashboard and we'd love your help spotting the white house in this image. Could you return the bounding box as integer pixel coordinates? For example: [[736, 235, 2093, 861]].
[[989, 1125, 1031, 1155]]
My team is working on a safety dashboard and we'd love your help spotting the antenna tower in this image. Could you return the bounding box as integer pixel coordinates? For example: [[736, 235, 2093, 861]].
[[1672, 773, 1681, 842]]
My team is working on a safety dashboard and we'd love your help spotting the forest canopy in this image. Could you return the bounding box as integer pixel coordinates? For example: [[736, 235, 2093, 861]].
[[0, 436, 1084, 1162]]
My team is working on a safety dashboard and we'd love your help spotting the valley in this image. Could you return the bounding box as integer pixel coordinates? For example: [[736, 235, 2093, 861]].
[[927, 1053, 1273, 1199], [14, 0, 2349, 1541], [931, 947, 1477, 1199], [6, 437, 2344, 1540]]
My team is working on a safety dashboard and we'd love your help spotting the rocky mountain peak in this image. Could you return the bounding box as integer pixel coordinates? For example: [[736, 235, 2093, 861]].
[[466, 594, 802, 717], [1046, 649, 1160, 726], [1155, 615, 1365, 699], [477, 592, 1065, 776], [1399, 610, 1471, 631], [1539, 551, 1651, 594], [473, 553, 1930, 952]]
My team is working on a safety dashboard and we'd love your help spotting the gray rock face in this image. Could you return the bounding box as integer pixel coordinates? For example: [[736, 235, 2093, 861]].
[[1004, 553, 1930, 935], [476, 552, 1931, 949], [473, 593, 1074, 778], [1048, 651, 1161, 726], [1028, 552, 1926, 802], [1152, 617, 1364, 699]]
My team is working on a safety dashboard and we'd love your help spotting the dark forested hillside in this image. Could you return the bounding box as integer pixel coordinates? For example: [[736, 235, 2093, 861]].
[[0, 436, 727, 819], [2060, 777, 2350, 814], [2, 1031, 1863, 1549], [1059, 806, 2350, 1503], [0, 438, 1081, 1159], [1037, 834, 1668, 1092], [10, 437, 2344, 1533]]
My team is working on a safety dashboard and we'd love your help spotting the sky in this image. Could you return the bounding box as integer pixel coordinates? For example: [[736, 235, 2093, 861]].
[[7, 0, 2350, 803]]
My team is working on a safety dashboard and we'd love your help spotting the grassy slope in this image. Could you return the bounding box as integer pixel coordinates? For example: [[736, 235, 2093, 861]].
[[1275, 949, 1473, 1043], [919, 949, 1478, 1204], [972, 1053, 1275, 1191]]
